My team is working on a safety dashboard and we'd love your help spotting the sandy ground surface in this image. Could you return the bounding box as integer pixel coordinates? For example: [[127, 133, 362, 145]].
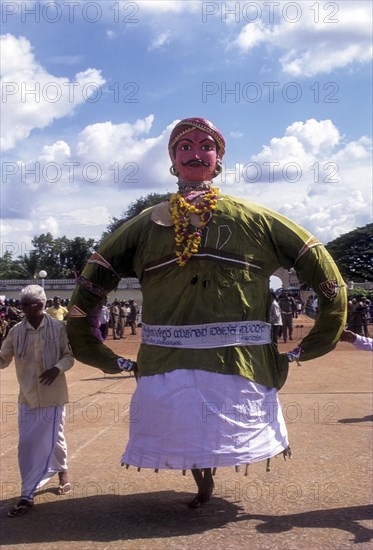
[[1, 315, 372, 549]]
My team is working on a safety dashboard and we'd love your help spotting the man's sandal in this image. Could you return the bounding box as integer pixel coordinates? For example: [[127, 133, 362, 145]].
[[57, 482, 71, 495], [8, 499, 34, 518]]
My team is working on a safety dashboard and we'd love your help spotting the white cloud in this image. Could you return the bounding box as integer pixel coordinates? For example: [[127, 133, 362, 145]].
[[38, 216, 60, 236], [0, 34, 106, 150], [333, 136, 372, 162], [38, 141, 71, 163], [136, 0, 200, 13], [279, 188, 371, 244], [219, 118, 372, 244], [233, 2, 372, 76], [67, 207, 111, 226], [0, 116, 177, 252], [148, 30, 174, 51], [247, 118, 341, 169], [284, 119, 340, 154], [0, 218, 35, 258], [244, 118, 336, 174], [74, 115, 172, 187]]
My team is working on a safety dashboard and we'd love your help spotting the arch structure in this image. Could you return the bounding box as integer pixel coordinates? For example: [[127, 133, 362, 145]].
[[271, 267, 299, 290]]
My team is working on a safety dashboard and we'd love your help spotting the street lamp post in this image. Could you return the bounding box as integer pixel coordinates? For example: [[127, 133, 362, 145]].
[[39, 270, 47, 289]]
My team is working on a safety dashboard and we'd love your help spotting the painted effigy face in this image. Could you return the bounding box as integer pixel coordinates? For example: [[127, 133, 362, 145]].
[[172, 129, 219, 182]]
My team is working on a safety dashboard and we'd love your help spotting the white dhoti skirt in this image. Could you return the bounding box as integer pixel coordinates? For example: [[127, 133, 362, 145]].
[[18, 403, 67, 501], [121, 369, 288, 470]]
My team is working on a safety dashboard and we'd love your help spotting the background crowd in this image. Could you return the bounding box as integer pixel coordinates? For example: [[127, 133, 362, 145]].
[[1, 291, 371, 350], [0, 295, 142, 346], [269, 292, 372, 346]]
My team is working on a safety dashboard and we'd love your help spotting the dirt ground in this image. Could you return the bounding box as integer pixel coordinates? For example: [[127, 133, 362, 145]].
[[1, 316, 372, 549]]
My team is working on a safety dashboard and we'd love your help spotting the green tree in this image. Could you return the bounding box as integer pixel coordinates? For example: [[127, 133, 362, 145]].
[[326, 223, 373, 282], [15, 251, 39, 279], [100, 192, 171, 242], [29, 234, 96, 279], [0, 235, 96, 280], [31, 233, 64, 278], [0, 251, 21, 279], [63, 237, 96, 277]]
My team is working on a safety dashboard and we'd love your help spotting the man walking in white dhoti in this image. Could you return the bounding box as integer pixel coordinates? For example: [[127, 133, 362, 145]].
[[0, 285, 74, 517]]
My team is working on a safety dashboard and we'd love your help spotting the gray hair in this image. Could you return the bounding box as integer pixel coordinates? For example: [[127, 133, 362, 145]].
[[20, 285, 47, 307]]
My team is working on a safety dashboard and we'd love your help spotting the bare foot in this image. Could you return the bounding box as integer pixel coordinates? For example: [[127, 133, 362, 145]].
[[58, 471, 70, 495], [188, 468, 214, 508]]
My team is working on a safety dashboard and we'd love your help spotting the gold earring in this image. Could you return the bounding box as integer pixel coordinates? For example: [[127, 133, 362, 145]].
[[170, 164, 178, 176], [213, 160, 222, 176]]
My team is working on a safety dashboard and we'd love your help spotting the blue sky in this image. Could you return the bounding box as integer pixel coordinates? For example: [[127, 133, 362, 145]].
[[1, 0, 372, 263]]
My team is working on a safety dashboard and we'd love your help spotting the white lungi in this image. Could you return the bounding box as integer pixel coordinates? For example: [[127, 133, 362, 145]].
[[18, 403, 67, 501], [122, 369, 288, 470]]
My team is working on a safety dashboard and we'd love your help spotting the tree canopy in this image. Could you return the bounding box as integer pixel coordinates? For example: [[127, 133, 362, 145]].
[[0, 234, 95, 280], [326, 223, 373, 282]]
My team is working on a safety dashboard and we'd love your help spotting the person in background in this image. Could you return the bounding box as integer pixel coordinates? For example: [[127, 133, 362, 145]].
[[368, 300, 373, 324], [361, 298, 370, 338], [5, 299, 23, 330], [0, 314, 9, 346], [99, 301, 110, 340], [0, 285, 74, 517], [278, 291, 296, 342], [296, 298, 303, 318], [269, 291, 282, 347], [127, 299, 138, 336], [46, 296, 68, 321], [312, 296, 319, 317], [109, 299, 120, 340], [348, 297, 364, 335], [116, 301, 127, 339]]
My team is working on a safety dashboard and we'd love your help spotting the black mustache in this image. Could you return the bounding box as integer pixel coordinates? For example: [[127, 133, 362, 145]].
[[181, 159, 210, 167]]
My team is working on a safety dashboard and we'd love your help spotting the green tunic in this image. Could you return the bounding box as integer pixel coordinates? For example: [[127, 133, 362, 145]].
[[67, 194, 347, 389]]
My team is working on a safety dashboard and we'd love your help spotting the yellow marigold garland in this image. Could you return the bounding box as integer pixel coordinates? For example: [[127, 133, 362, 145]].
[[169, 186, 219, 266]]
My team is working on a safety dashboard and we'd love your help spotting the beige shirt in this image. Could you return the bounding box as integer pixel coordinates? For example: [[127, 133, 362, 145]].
[[0, 315, 74, 408]]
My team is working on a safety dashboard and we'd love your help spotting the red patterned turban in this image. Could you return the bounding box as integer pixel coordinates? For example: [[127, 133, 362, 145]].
[[168, 117, 226, 158]]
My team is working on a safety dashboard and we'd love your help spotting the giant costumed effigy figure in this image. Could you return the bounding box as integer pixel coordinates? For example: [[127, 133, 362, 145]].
[[67, 117, 347, 508]]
